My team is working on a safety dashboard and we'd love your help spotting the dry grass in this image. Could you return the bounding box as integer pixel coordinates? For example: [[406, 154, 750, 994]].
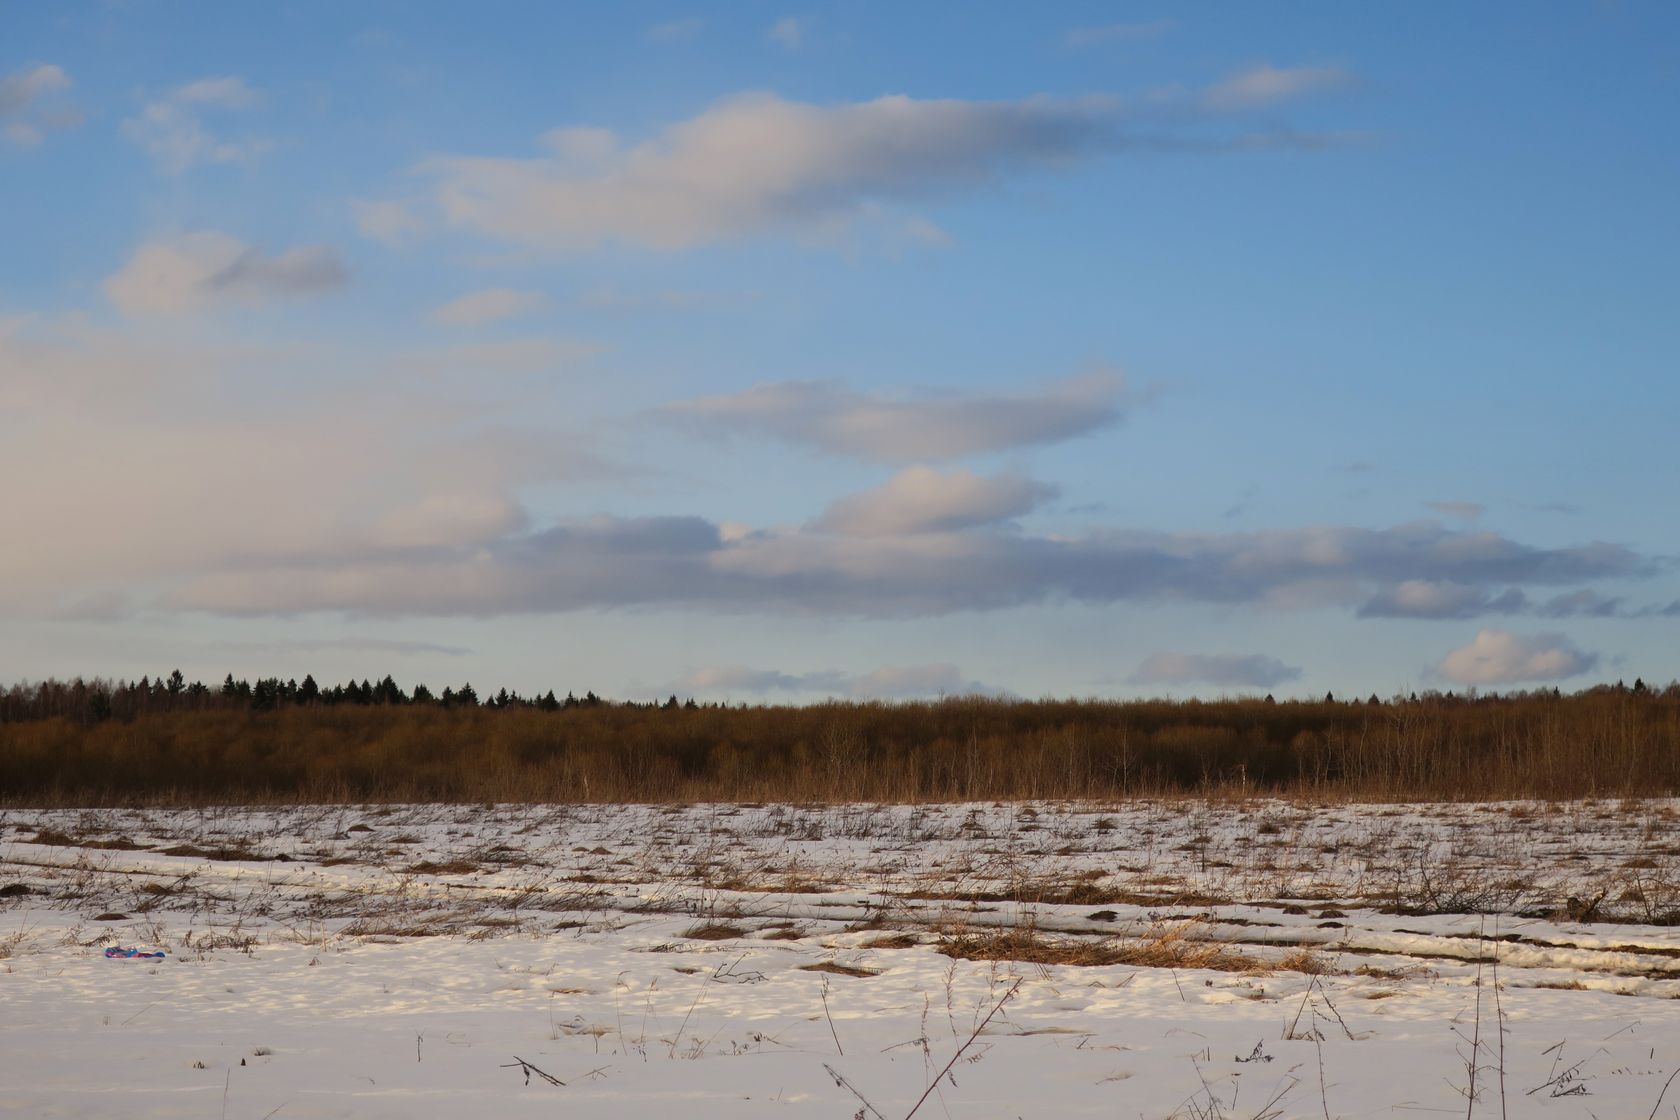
[[860, 933, 919, 949], [937, 928, 1145, 968], [156, 843, 273, 862], [937, 921, 1334, 975], [405, 859, 481, 875], [799, 961, 880, 977]]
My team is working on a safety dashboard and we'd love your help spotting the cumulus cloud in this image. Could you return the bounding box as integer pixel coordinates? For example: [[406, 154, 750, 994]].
[[678, 663, 1008, 699], [418, 91, 1116, 252], [103, 232, 347, 315], [430, 288, 548, 327], [1203, 64, 1354, 110], [403, 76, 1349, 254], [665, 372, 1128, 462], [815, 467, 1056, 536], [1434, 629, 1597, 686], [1, 63, 76, 145], [123, 75, 267, 173], [1128, 652, 1302, 689]]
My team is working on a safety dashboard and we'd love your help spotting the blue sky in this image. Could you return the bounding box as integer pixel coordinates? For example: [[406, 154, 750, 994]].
[[3, 2, 1676, 701]]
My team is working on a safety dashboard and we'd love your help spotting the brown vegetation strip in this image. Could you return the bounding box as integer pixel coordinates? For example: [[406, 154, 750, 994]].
[[4, 688, 1679, 803], [935, 924, 1331, 974], [799, 961, 880, 977]]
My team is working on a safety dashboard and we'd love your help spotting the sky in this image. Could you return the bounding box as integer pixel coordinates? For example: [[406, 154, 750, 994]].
[[2, 1, 1677, 703]]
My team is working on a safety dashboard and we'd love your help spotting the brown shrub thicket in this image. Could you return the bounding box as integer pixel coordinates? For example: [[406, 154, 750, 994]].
[[2, 684, 1678, 804]]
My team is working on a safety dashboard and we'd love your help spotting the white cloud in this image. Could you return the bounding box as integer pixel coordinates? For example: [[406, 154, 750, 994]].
[[104, 232, 347, 315], [1434, 629, 1597, 686], [666, 372, 1129, 462], [815, 466, 1055, 536], [418, 91, 1119, 252], [393, 77, 1354, 254], [678, 662, 1008, 699], [1204, 64, 1354, 111], [123, 76, 266, 174], [1, 63, 75, 145], [431, 288, 548, 327], [1065, 21, 1173, 48], [353, 199, 423, 246], [0, 316, 608, 616], [768, 17, 809, 49], [1128, 653, 1302, 689]]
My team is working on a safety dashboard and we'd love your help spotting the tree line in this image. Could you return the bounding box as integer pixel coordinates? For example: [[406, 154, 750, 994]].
[[0, 671, 667, 725], [1, 673, 1677, 804]]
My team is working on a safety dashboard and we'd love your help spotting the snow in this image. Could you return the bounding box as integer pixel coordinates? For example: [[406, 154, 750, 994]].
[[3, 799, 1680, 1117]]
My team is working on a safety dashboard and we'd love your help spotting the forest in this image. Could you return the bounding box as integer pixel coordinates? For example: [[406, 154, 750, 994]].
[[2, 672, 1677, 804]]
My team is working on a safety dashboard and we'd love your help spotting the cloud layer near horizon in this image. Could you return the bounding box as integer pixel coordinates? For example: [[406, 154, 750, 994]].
[[159, 512, 1655, 621], [1, 315, 1660, 639], [665, 373, 1128, 462]]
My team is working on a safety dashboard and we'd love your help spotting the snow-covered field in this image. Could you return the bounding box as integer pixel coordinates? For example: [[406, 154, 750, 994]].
[[4, 799, 1680, 1118]]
